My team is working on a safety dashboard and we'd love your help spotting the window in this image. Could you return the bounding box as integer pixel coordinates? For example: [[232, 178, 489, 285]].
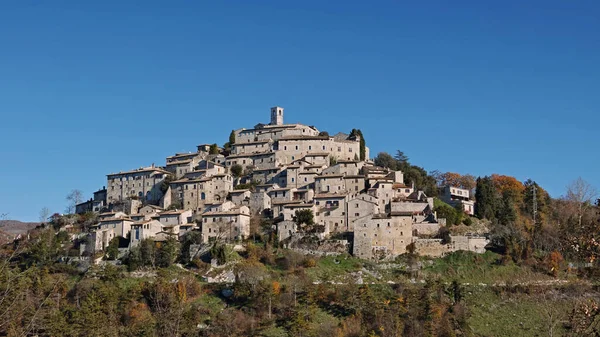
[[309, 146, 312, 150], [338, 147, 341, 152], [284, 146, 287, 150], [355, 213, 360, 216], [291, 178, 295, 182], [377, 224, 379, 228], [349, 148, 352, 152], [322, 145, 326, 150], [295, 146, 298, 150]]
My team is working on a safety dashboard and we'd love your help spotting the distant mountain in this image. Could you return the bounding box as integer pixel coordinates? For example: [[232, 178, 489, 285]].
[[0, 220, 40, 245]]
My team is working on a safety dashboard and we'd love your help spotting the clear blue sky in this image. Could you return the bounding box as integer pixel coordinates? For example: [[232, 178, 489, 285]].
[[1, 1, 598, 221]]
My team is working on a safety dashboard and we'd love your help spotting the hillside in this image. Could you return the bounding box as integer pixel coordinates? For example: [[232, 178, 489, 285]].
[[0, 220, 39, 245]]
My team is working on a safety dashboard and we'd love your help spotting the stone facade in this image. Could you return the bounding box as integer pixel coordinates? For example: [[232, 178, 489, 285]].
[[441, 185, 475, 215], [106, 166, 170, 206], [353, 214, 413, 260], [201, 206, 251, 243]]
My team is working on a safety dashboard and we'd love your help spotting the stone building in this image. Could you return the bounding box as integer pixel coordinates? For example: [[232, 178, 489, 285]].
[[129, 219, 163, 247], [353, 214, 413, 260], [165, 152, 205, 178], [201, 206, 251, 243], [106, 165, 171, 207], [440, 185, 475, 215], [75, 187, 108, 214]]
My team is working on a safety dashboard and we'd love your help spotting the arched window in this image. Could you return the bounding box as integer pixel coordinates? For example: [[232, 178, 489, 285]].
[[201, 192, 206, 200]]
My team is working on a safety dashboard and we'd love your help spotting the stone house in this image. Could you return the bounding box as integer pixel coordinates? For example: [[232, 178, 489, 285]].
[[313, 193, 348, 234], [129, 219, 163, 247], [229, 189, 252, 207], [75, 187, 108, 214], [106, 165, 170, 207], [353, 214, 413, 260], [249, 191, 271, 215], [347, 194, 381, 232], [89, 216, 134, 252], [440, 185, 475, 215], [315, 174, 346, 194], [231, 139, 273, 155], [201, 206, 251, 243], [165, 152, 205, 178]]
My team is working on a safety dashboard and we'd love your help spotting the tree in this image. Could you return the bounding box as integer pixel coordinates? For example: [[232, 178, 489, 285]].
[[440, 172, 462, 187], [458, 174, 477, 191], [39, 207, 50, 223], [374, 152, 398, 170], [105, 237, 120, 260], [394, 150, 409, 166], [565, 177, 598, 229], [434, 199, 459, 226], [157, 236, 179, 268], [209, 143, 220, 155], [230, 164, 243, 178], [65, 189, 83, 214], [474, 177, 498, 220], [350, 129, 367, 161], [229, 130, 236, 145], [294, 209, 315, 228]]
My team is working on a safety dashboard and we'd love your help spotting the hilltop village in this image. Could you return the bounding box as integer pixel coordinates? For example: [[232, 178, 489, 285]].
[[75, 107, 486, 261]]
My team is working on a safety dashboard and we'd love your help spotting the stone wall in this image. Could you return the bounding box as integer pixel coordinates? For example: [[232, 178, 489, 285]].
[[414, 236, 490, 257]]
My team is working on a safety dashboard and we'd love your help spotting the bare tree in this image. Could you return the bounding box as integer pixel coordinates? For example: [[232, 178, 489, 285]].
[[65, 189, 83, 214], [38, 207, 50, 223], [566, 177, 598, 228]]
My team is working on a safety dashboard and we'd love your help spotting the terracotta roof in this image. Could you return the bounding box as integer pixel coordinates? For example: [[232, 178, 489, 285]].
[[314, 193, 348, 199], [315, 174, 344, 179], [166, 159, 192, 165], [99, 217, 133, 222], [271, 200, 303, 206], [268, 187, 293, 192], [141, 204, 164, 210], [202, 210, 249, 216], [159, 209, 189, 215], [234, 140, 271, 145], [284, 203, 313, 208], [108, 166, 170, 177], [279, 135, 330, 141]]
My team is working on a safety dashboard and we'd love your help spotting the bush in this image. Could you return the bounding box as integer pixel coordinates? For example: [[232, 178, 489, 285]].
[[462, 217, 473, 226], [303, 257, 317, 268]]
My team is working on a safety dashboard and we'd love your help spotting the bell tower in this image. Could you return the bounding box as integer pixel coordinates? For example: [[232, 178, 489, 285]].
[[270, 106, 284, 125]]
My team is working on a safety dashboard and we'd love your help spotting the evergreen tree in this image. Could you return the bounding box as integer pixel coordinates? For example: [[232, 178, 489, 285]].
[[475, 176, 498, 221], [229, 130, 236, 144], [209, 143, 219, 155]]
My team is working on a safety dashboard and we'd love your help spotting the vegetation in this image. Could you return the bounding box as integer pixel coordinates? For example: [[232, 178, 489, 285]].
[[373, 150, 438, 195], [230, 164, 243, 178], [209, 143, 220, 155]]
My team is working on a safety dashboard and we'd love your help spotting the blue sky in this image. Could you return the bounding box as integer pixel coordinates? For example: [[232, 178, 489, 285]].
[[1, 1, 598, 221]]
